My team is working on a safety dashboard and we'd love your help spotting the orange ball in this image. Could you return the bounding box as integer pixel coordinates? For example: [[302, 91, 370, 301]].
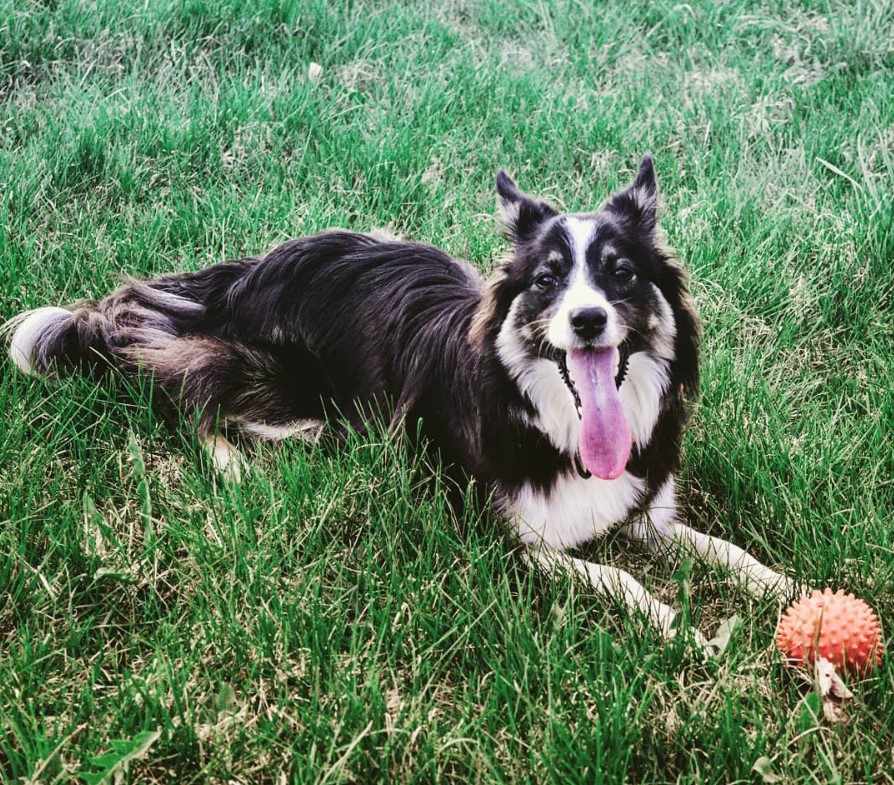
[[776, 589, 884, 674]]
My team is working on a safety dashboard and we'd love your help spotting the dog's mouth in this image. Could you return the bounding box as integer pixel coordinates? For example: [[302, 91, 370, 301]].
[[557, 345, 632, 480]]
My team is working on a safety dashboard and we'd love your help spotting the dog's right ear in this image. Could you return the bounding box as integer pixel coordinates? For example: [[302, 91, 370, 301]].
[[496, 170, 557, 246]]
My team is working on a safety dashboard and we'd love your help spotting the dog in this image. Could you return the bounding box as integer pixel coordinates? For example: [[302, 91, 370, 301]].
[[6, 156, 794, 644]]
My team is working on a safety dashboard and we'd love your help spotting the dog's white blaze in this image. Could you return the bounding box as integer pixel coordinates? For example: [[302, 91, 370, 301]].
[[565, 215, 596, 269], [7, 307, 72, 374], [548, 217, 620, 350], [507, 471, 646, 549]]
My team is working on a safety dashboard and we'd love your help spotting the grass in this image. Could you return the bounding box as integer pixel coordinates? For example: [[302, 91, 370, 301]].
[[1, 0, 893, 781]]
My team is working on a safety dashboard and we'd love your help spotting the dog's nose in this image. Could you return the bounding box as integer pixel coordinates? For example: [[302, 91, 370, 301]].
[[570, 307, 608, 340]]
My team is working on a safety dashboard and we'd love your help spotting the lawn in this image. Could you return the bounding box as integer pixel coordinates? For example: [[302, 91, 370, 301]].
[[1, 0, 893, 782]]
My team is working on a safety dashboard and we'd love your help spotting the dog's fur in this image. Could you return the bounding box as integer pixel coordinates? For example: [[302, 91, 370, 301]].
[[6, 157, 794, 643]]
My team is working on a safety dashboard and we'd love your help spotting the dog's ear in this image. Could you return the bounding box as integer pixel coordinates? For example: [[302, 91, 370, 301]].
[[496, 170, 557, 246], [607, 155, 659, 233]]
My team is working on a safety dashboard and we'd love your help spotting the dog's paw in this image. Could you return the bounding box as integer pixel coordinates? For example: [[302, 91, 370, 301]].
[[666, 622, 715, 658], [760, 575, 810, 605], [704, 615, 741, 656], [204, 434, 249, 483], [740, 568, 806, 604], [664, 611, 716, 656]]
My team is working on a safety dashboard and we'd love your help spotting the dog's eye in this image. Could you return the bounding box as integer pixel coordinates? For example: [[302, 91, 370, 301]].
[[611, 262, 635, 283], [534, 273, 558, 290]]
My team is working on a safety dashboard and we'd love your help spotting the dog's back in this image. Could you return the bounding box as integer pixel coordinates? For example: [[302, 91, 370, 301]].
[[7, 231, 485, 462]]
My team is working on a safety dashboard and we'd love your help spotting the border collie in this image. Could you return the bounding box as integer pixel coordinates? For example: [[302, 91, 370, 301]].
[[6, 157, 794, 644]]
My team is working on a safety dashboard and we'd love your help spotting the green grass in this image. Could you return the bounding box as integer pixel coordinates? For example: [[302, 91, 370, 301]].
[[2, 0, 893, 781]]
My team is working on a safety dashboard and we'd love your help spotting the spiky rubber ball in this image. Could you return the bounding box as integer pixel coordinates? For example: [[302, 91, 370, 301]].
[[776, 589, 883, 674]]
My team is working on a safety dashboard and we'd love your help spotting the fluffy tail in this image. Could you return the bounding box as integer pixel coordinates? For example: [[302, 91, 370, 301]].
[[6, 305, 113, 377], [5, 279, 315, 441], [5, 281, 204, 379]]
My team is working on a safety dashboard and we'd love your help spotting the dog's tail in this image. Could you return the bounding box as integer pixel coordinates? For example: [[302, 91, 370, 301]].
[[5, 276, 315, 439], [7, 304, 115, 377], [5, 280, 206, 379]]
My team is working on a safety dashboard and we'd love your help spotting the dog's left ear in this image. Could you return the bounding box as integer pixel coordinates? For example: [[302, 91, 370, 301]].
[[496, 170, 558, 246], [609, 155, 659, 233]]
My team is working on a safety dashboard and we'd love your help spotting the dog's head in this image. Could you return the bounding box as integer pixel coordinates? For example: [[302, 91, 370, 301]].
[[472, 157, 698, 479]]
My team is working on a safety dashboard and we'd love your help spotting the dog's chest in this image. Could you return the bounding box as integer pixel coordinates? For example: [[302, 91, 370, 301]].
[[503, 471, 645, 549]]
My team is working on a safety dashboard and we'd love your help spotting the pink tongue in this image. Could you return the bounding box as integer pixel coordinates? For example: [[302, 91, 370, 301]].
[[566, 347, 632, 480]]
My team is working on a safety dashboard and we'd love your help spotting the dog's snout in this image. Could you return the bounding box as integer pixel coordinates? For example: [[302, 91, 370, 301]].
[[570, 307, 608, 340]]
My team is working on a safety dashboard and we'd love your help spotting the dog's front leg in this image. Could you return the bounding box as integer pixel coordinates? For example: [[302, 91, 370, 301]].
[[622, 480, 796, 600], [526, 543, 708, 647]]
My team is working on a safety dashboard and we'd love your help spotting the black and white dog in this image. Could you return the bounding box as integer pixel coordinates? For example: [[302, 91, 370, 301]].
[[7, 157, 793, 643]]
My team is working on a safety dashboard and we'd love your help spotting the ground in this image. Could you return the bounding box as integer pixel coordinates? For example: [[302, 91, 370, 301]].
[[1, 0, 893, 782]]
